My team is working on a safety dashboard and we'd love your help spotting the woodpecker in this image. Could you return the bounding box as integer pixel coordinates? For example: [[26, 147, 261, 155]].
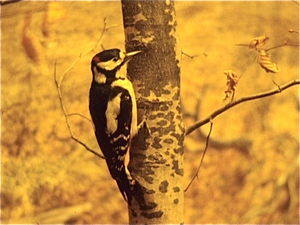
[[89, 48, 141, 204]]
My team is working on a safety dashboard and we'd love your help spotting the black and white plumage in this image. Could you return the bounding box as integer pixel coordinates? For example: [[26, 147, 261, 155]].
[[89, 48, 140, 203]]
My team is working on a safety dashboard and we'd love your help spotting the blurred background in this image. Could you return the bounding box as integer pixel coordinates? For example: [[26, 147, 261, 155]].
[[1, 1, 299, 224]]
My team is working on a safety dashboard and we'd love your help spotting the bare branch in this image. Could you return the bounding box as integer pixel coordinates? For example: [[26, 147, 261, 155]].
[[235, 43, 249, 47], [185, 122, 213, 192], [181, 51, 198, 59], [265, 41, 299, 52], [54, 18, 117, 160], [183, 98, 252, 153], [54, 62, 105, 159], [68, 113, 92, 122], [185, 79, 300, 136], [236, 41, 299, 52]]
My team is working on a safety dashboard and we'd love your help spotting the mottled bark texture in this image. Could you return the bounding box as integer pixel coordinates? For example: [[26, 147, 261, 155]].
[[121, 0, 184, 224]]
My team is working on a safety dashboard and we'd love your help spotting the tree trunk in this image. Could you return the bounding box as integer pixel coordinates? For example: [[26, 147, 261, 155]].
[[121, 0, 184, 224]]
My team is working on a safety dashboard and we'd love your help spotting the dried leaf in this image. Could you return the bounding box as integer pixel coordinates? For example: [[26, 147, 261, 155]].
[[223, 70, 239, 101], [249, 35, 269, 49], [258, 50, 280, 73]]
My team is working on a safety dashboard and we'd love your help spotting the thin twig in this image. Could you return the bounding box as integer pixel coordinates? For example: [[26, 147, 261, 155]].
[[272, 80, 282, 92], [185, 122, 213, 192], [235, 42, 299, 52], [202, 53, 208, 58], [238, 53, 258, 81], [235, 43, 249, 47], [54, 18, 116, 160], [185, 79, 300, 136], [68, 113, 92, 122], [266, 42, 299, 52], [183, 99, 252, 153], [181, 51, 198, 59], [54, 61, 105, 159]]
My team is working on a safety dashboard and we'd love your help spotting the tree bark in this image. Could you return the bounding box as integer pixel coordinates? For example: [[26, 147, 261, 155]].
[[121, 0, 184, 224]]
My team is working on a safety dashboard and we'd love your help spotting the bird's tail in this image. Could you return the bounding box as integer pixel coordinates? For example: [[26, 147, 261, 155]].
[[115, 168, 146, 206], [116, 167, 134, 204]]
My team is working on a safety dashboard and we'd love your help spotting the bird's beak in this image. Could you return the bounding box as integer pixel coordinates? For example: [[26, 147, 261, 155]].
[[124, 50, 142, 62]]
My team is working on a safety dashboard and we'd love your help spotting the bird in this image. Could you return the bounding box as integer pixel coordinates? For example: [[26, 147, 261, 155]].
[[89, 48, 141, 204]]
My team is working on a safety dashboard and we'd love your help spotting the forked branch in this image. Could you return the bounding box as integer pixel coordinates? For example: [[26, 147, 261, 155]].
[[54, 18, 116, 160], [54, 61, 105, 159]]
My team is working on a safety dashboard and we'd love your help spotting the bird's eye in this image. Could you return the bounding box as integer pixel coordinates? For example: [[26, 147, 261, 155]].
[[112, 57, 118, 62]]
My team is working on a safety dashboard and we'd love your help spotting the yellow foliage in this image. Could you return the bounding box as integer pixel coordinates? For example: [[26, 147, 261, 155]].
[[1, 1, 299, 224]]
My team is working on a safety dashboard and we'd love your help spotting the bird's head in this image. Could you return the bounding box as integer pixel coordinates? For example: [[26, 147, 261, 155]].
[[91, 48, 141, 83]]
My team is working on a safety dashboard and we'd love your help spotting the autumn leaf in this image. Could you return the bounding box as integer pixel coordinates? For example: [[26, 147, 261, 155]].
[[223, 70, 239, 101], [258, 50, 280, 73], [249, 35, 269, 49]]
